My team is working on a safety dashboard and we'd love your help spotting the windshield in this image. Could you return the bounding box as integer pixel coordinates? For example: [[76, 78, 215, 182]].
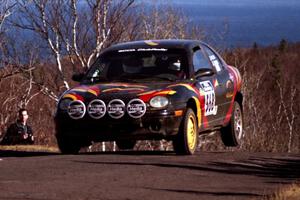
[[84, 48, 188, 83]]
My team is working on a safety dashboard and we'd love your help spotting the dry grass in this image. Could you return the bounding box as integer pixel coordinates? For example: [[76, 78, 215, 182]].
[[0, 145, 59, 153], [261, 184, 300, 200]]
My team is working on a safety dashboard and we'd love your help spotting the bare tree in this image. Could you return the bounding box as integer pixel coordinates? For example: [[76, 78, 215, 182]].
[[12, 0, 70, 90], [0, 0, 16, 68], [0, 1, 17, 137], [137, 3, 191, 40], [11, 0, 134, 93], [276, 78, 297, 152], [0, 0, 15, 32]]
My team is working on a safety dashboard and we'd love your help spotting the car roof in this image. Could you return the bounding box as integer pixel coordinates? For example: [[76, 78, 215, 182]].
[[102, 39, 206, 53]]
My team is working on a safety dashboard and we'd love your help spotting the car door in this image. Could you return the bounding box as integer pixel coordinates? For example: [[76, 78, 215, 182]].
[[201, 44, 232, 125], [192, 46, 219, 129]]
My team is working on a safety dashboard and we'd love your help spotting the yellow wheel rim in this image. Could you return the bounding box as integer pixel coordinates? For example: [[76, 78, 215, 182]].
[[187, 115, 196, 151]]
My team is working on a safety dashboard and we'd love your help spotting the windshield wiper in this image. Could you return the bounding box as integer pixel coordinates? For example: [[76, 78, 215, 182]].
[[86, 76, 108, 83]]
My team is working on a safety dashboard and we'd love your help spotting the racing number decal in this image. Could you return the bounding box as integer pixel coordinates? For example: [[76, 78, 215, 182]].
[[199, 81, 218, 116], [205, 91, 216, 115]]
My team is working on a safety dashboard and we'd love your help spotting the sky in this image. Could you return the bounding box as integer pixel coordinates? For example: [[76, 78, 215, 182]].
[[159, 0, 300, 7], [140, 0, 300, 47]]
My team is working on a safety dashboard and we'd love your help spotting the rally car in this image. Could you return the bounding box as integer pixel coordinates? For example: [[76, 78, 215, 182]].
[[55, 40, 243, 155]]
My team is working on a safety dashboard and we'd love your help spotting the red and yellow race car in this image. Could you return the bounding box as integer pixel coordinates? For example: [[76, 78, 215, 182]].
[[55, 40, 243, 155]]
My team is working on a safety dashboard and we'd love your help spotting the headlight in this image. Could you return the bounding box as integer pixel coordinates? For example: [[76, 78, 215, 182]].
[[149, 96, 169, 108], [59, 98, 72, 110]]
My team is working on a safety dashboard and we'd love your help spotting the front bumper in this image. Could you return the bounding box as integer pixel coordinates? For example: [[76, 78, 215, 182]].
[[55, 109, 183, 141]]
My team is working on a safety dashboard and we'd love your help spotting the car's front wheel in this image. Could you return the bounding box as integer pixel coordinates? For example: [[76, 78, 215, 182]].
[[221, 101, 243, 147], [173, 108, 198, 155], [116, 140, 136, 150], [56, 134, 82, 154]]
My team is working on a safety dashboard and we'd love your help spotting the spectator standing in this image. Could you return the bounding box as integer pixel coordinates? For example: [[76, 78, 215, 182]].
[[0, 109, 34, 145]]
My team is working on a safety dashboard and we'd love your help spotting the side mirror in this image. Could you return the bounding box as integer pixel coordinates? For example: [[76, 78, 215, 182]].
[[195, 68, 214, 78], [72, 73, 84, 82]]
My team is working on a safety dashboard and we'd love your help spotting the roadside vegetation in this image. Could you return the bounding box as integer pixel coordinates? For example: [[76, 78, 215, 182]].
[[224, 40, 300, 153], [0, 145, 59, 153], [0, 0, 299, 153], [262, 183, 300, 200]]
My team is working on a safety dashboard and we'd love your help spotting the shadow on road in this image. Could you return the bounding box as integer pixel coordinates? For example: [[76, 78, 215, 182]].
[[0, 149, 176, 157], [0, 150, 59, 157], [142, 187, 261, 197], [210, 156, 300, 183], [83, 150, 177, 156], [2, 149, 300, 185], [73, 154, 300, 184]]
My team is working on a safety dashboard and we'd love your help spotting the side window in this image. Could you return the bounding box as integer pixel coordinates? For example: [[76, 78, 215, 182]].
[[193, 49, 212, 72], [203, 46, 223, 72]]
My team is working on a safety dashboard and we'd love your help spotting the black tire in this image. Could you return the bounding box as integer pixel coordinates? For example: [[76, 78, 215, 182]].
[[221, 101, 243, 147], [56, 134, 81, 154], [116, 140, 136, 150], [173, 108, 198, 155]]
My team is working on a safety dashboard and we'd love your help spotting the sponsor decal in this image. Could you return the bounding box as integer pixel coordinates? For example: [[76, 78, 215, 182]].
[[199, 81, 218, 116], [118, 48, 167, 52], [137, 48, 167, 52], [145, 40, 159, 46], [209, 55, 222, 72], [107, 99, 126, 119], [127, 99, 146, 118], [68, 100, 86, 119], [87, 99, 106, 119], [118, 49, 136, 52], [226, 79, 234, 98]]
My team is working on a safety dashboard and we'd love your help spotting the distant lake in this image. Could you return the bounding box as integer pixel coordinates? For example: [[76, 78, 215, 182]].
[[145, 0, 300, 47]]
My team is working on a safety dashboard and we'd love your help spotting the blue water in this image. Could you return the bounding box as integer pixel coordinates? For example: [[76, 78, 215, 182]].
[[145, 0, 300, 47]]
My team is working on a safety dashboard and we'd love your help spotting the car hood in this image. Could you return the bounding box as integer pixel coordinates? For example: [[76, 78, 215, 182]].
[[61, 82, 186, 103]]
